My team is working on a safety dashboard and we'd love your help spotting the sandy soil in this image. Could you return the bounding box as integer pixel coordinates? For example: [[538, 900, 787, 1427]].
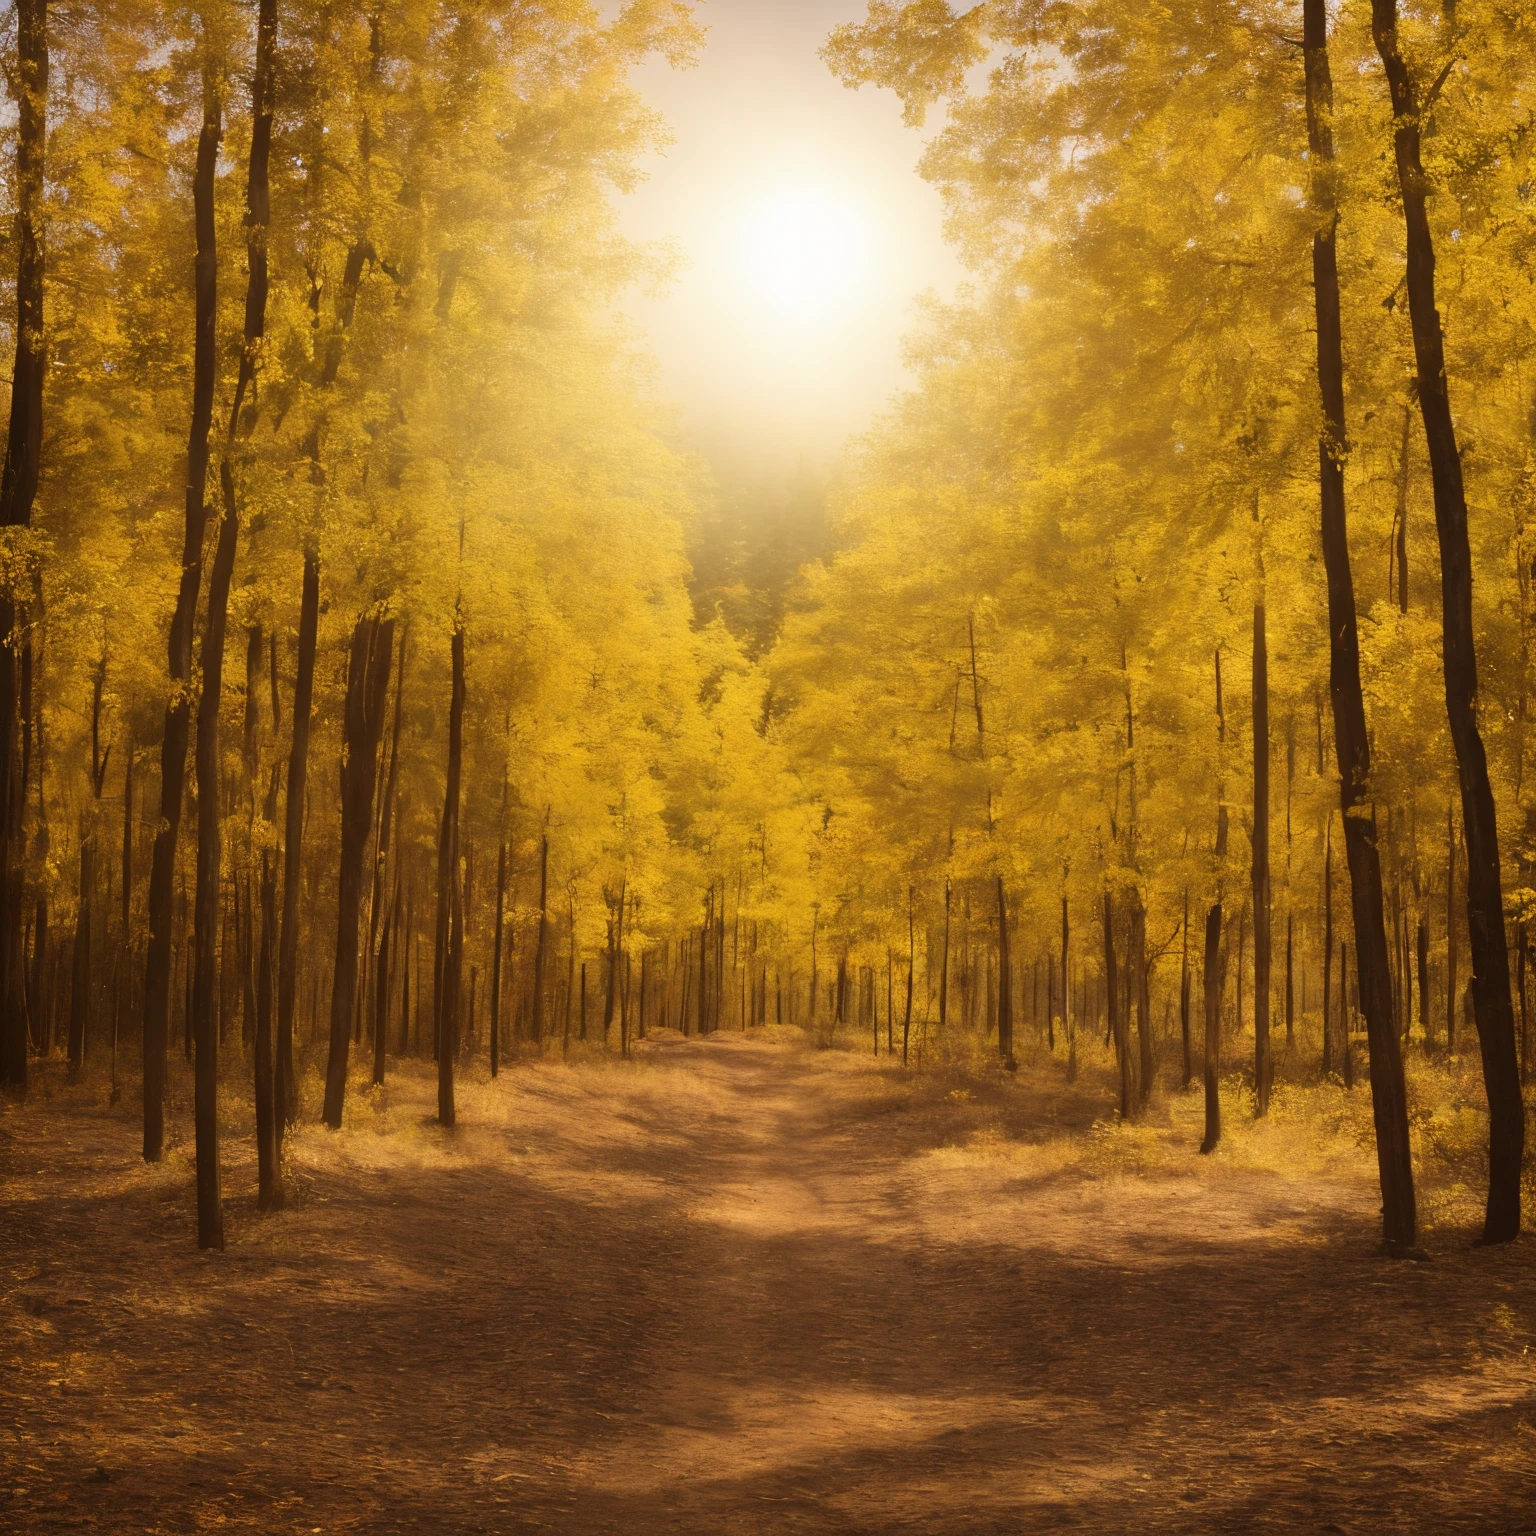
[[3, 1030, 1535, 1534]]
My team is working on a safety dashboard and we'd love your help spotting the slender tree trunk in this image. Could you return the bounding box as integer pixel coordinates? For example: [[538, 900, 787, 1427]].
[[436, 627, 465, 1127], [902, 887, 914, 1066], [939, 877, 951, 1029], [563, 892, 575, 1055], [490, 836, 506, 1077], [69, 660, 105, 1081], [1371, 0, 1521, 1243], [1102, 892, 1129, 1119], [1180, 888, 1192, 1089], [1200, 903, 1223, 1154], [255, 847, 280, 1210], [320, 616, 393, 1128], [532, 832, 548, 1046], [1323, 815, 1334, 1077], [1446, 804, 1457, 1055], [276, 552, 318, 1134], [1307, 0, 1418, 1251], [192, 447, 237, 1254], [1253, 599, 1272, 1116], [370, 632, 405, 1087], [1132, 896, 1151, 1107], [996, 875, 1014, 1070], [0, 0, 46, 1095], [140, 48, 215, 1153]]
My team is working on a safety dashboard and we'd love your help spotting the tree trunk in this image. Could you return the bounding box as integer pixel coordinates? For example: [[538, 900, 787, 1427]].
[[1446, 804, 1457, 1056], [321, 614, 394, 1128], [370, 631, 405, 1087], [0, 0, 45, 1095], [902, 886, 914, 1066], [490, 835, 506, 1076], [1371, 0, 1521, 1243], [193, 455, 237, 1253], [276, 551, 319, 1135], [1307, 0, 1418, 1251], [532, 832, 548, 1045], [1103, 892, 1129, 1119], [1323, 814, 1334, 1077], [255, 847, 280, 1210], [140, 48, 215, 1153], [996, 875, 1014, 1070], [1179, 888, 1192, 1089], [1200, 903, 1223, 1154], [1132, 896, 1151, 1107], [939, 877, 951, 1029], [436, 626, 465, 1126], [1253, 599, 1272, 1116]]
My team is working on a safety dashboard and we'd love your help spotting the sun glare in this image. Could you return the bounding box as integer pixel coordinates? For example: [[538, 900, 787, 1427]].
[[737, 186, 872, 319]]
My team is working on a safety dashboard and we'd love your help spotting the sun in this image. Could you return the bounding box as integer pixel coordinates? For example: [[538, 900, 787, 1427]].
[[737, 185, 872, 319]]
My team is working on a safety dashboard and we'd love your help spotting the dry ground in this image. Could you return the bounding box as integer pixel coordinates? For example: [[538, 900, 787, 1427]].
[[3, 1028, 1535, 1534]]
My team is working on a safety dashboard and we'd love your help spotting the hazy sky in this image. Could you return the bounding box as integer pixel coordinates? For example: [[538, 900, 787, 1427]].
[[617, 0, 965, 470]]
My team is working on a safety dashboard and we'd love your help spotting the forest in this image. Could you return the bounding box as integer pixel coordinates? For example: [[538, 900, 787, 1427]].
[[4, 1, 1536, 1532]]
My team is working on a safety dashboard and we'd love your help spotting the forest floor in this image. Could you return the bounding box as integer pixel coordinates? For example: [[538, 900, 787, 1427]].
[[3, 1027, 1536, 1535]]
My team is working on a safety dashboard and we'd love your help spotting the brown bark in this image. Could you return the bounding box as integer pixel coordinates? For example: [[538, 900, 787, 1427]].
[[1446, 805, 1457, 1055], [1104, 892, 1130, 1120], [1132, 897, 1151, 1108], [322, 614, 394, 1128], [1373, 0, 1522, 1244], [276, 551, 319, 1134], [490, 836, 506, 1076], [1253, 599, 1272, 1117], [1180, 888, 1192, 1089], [996, 875, 1014, 1070], [1309, 0, 1418, 1249], [532, 832, 549, 1045], [1200, 903, 1223, 1155], [370, 630, 405, 1086], [1323, 815, 1334, 1077], [0, 0, 46, 1094], [436, 626, 465, 1126], [141, 52, 217, 1157], [193, 462, 237, 1253], [902, 886, 914, 1066]]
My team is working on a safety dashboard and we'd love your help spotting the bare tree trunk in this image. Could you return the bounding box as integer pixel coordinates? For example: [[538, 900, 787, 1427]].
[[276, 552, 318, 1134], [1446, 804, 1457, 1056], [436, 627, 465, 1126], [532, 832, 548, 1046], [141, 44, 215, 1153], [1307, 0, 1418, 1250], [996, 875, 1014, 1070], [0, 0, 46, 1095], [255, 848, 280, 1210], [321, 615, 394, 1128], [1323, 815, 1334, 1077], [490, 835, 506, 1076], [939, 876, 951, 1030], [1180, 888, 1192, 1089], [1132, 896, 1151, 1107], [902, 886, 914, 1066], [1253, 599, 1272, 1116], [370, 631, 404, 1087], [1200, 903, 1224, 1154], [1371, 0, 1521, 1243], [193, 447, 237, 1253]]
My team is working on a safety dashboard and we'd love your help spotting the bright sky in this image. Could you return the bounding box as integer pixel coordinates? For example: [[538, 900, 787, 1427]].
[[618, 0, 965, 471]]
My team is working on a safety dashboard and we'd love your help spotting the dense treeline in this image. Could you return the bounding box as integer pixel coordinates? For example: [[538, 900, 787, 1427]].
[[2, 0, 1533, 1254]]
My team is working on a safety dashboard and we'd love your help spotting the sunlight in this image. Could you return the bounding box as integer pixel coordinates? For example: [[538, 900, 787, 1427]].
[[736, 184, 872, 319]]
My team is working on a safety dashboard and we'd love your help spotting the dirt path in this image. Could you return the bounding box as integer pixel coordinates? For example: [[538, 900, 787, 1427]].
[[3, 1031, 1535, 1533]]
